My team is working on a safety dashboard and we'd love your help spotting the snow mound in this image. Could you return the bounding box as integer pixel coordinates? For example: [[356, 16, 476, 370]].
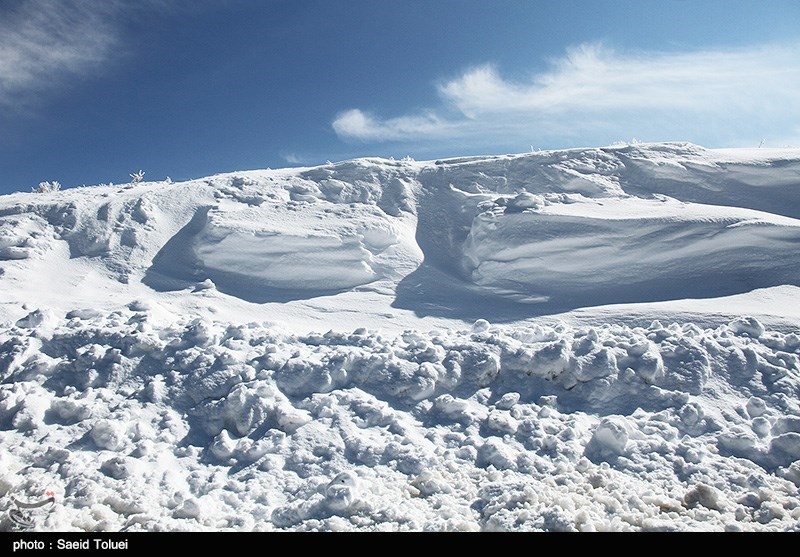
[[462, 194, 800, 305], [192, 197, 419, 294], [1, 142, 800, 323], [2, 310, 800, 531]]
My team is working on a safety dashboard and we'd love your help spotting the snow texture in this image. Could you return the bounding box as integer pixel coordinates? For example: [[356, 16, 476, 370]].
[[1, 142, 800, 532]]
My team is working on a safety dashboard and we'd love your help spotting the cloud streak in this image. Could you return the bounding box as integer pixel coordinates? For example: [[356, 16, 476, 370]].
[[0, 0, 179, 112], [332, 42, 800, 147], [331, 109, 460, 142], [0, 1, 118, 108]]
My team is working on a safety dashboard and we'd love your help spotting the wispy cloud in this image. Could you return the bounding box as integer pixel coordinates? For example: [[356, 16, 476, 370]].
[[332, 109, 461, 142], [332, 42, 800, 148], [0, 0, 177, 112]]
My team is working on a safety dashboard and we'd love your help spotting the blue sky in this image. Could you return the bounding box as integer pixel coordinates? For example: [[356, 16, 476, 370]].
[[1, 0, 799, 194]]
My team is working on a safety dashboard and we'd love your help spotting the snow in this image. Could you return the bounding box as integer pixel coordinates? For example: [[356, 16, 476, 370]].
[[1, 142, 800, 532]]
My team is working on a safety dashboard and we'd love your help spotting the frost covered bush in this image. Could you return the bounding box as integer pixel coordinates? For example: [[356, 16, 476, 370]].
[[31, 181, 60, 193]]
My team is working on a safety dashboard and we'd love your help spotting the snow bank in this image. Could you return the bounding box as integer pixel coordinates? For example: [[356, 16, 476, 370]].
[[1, 308, 800, 531], [193, 196, 419, 293], [462, 194, 800, 305], [2, 143, 799, 319]]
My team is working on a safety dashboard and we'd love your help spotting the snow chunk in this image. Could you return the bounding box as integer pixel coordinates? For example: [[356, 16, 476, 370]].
[[683, 483, 725, 510], [325, 471, 361, 512], [90, 419, 127, 451], [728, 316, 766, 338], [585, 416, 629, 461]]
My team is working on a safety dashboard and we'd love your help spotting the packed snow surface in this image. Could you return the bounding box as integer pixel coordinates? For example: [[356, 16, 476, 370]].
[[1, 142, 800, 531]]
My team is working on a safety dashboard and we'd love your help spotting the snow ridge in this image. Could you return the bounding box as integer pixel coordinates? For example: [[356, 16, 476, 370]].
[[2, 142, 800, 319]]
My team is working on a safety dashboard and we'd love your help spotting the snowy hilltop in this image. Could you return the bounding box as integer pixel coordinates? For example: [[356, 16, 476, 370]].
[[1, 142, 800, 532]]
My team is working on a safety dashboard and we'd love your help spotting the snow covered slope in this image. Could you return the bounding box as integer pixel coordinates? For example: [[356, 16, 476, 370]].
[[2, 142, 800, 331], [2, 142, 800, 532]]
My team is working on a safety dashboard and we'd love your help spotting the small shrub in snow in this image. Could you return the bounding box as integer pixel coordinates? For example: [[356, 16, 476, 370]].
[[129, 170, 145, 183], [32, 181, 61, 193]]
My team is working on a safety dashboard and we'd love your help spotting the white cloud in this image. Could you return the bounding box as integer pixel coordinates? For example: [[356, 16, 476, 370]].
[[332, 108, 460, 142], [332, 42, 800, 148], [440, 43, 799, 114], [280, 151, 306, 165], [0, 1, 118, 107], [0, 0, 177, 111]]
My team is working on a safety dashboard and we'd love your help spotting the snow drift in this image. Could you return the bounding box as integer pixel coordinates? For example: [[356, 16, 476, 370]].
[[1, 142, 800, 532]]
